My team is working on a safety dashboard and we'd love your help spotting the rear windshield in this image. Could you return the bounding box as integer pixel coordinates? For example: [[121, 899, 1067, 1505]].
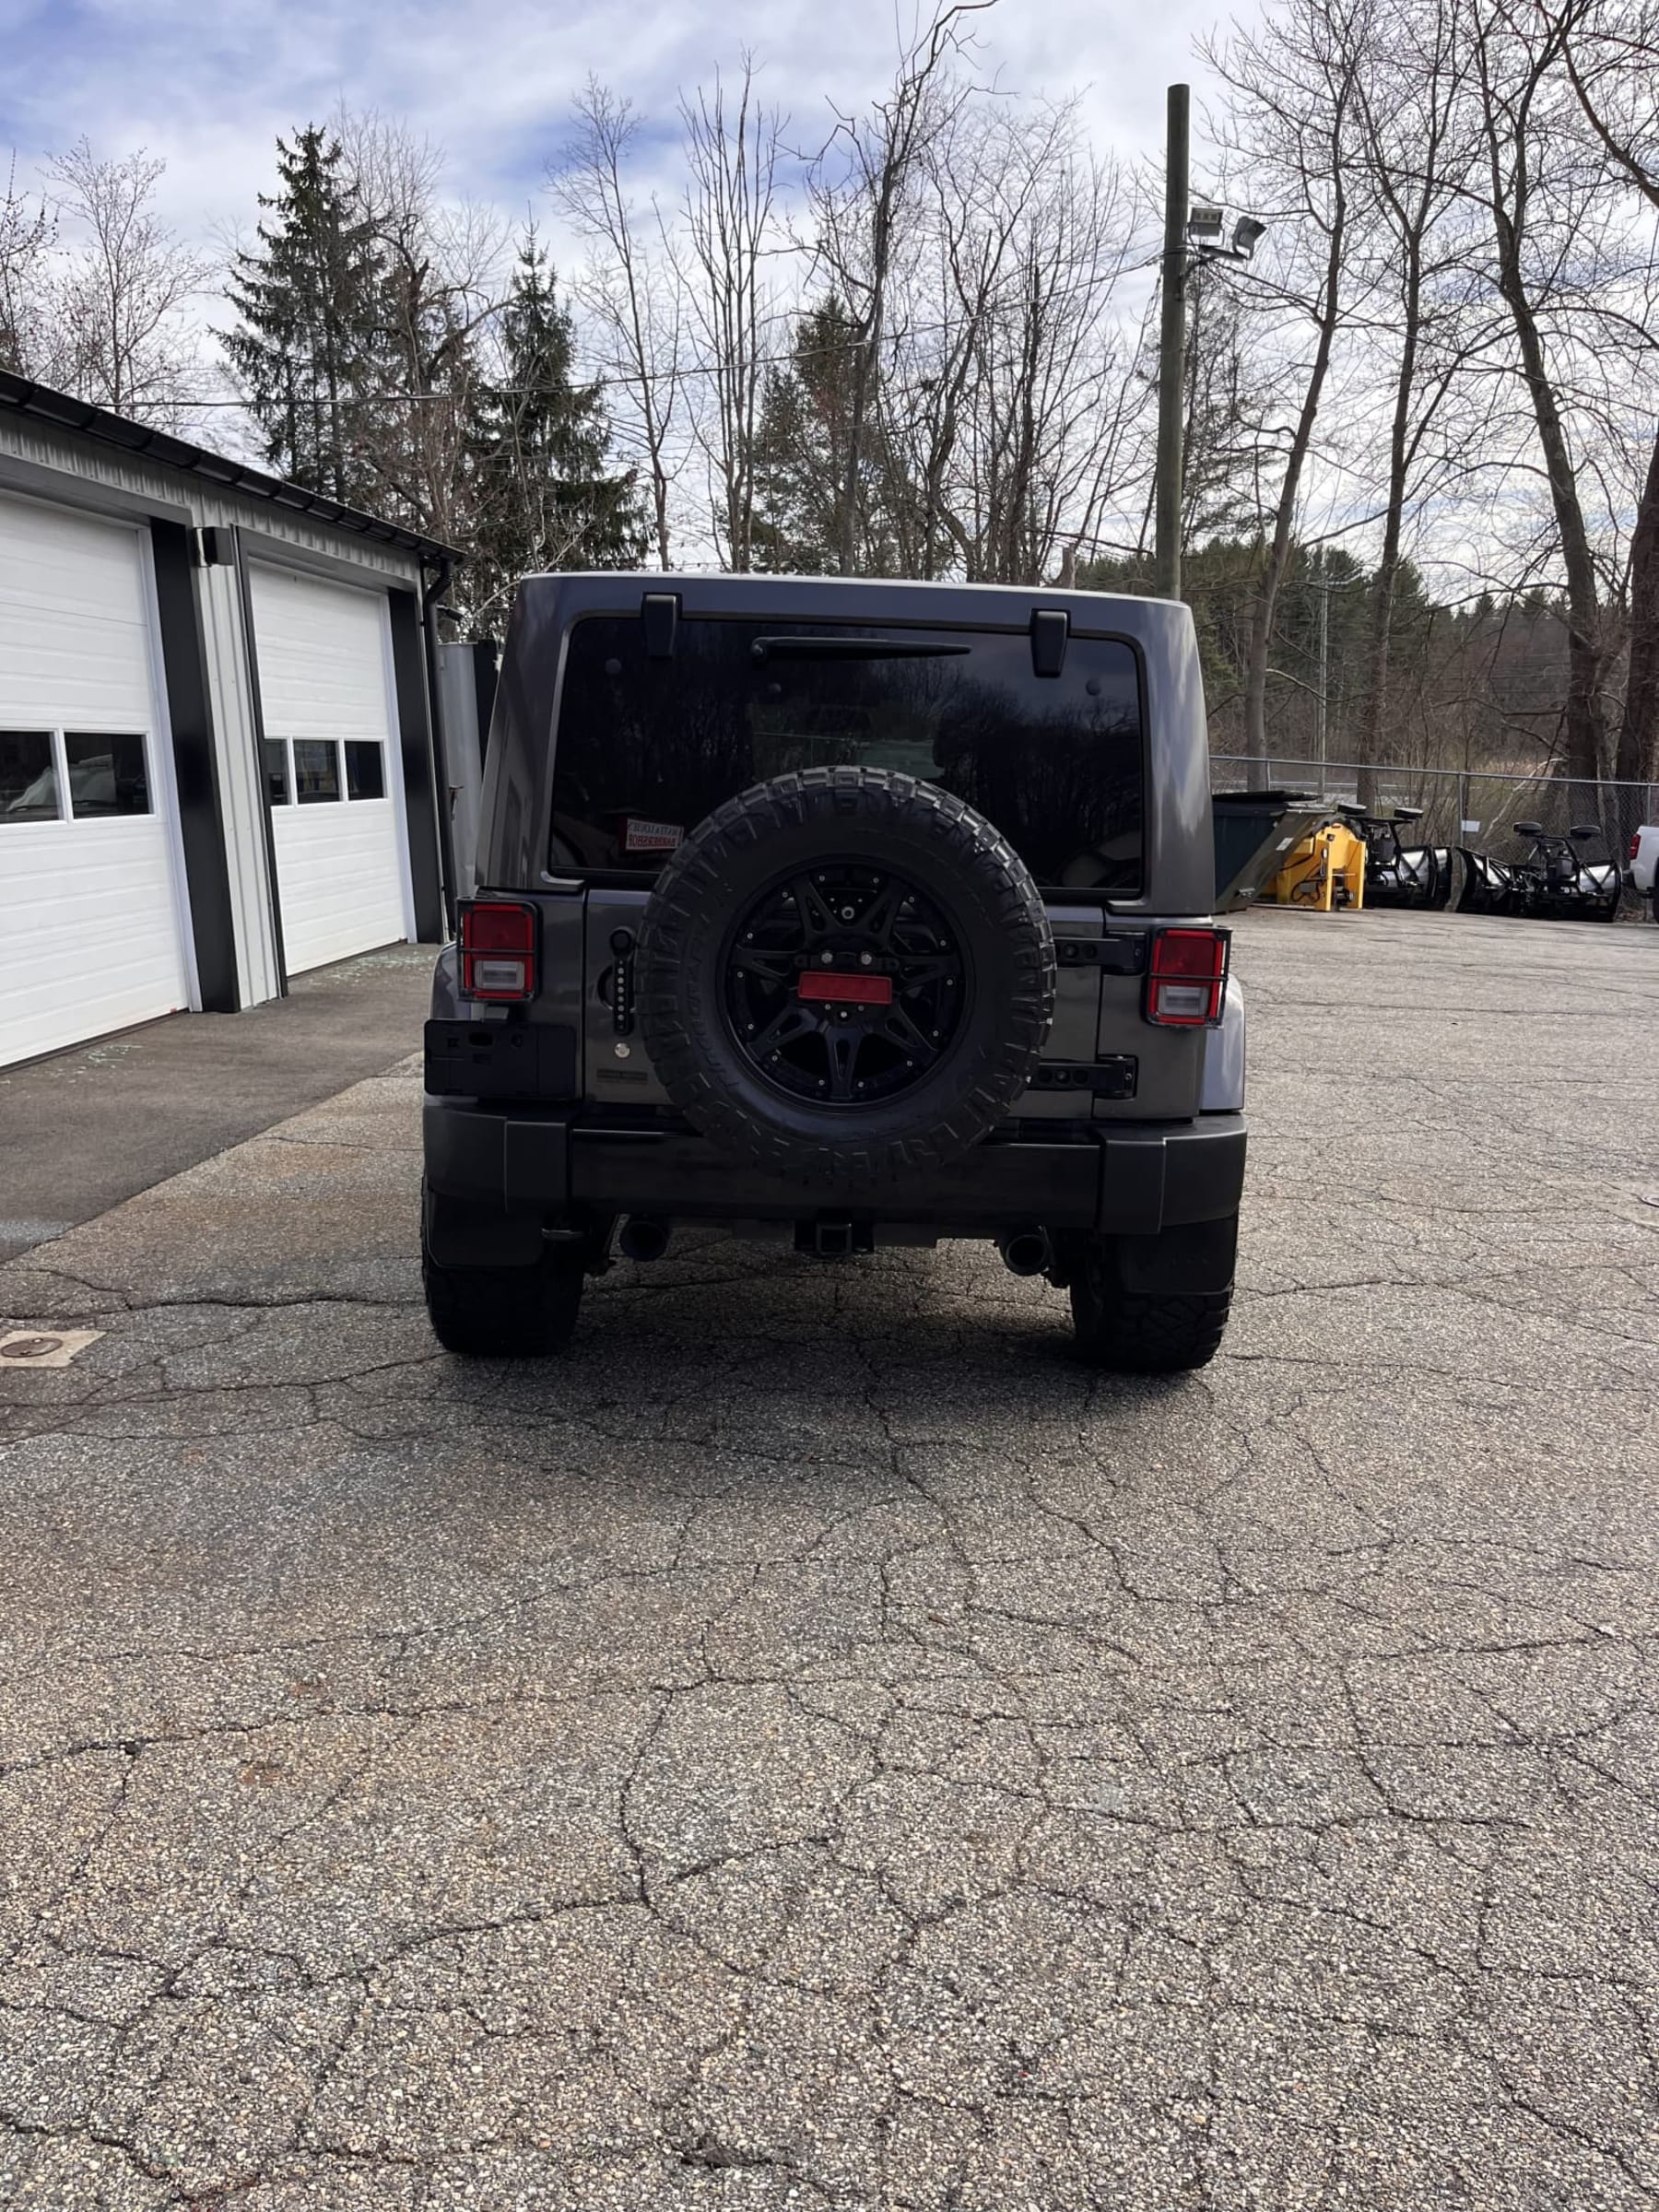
[[548, 614, 1144, 893]]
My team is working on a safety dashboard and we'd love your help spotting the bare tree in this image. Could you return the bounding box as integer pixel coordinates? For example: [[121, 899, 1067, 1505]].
[[808, 3, 989, 573], [334, 108, 505, 546], [1349, 0, 1482, 777], [1206, 0, 1372, 775], [932, 103, 1138, 582], [0, 153, 53, 375], [552, 80, 687, 570], [1468, 4, 1610, 782], [1549, 0, 1659, 789], [45, 140, 208, 418], [681, 61, 786, 572]]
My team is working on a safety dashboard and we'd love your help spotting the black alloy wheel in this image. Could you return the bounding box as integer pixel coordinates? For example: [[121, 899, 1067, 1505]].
[[722, 862, 967, 1107]]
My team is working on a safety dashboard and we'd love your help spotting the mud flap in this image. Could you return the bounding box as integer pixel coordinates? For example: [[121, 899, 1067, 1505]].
[[1110, 1214, 1240, 1296], [423, 1184, 546, 1269]]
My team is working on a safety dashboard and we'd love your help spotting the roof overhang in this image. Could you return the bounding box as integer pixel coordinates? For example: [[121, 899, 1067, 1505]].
[[0, 371, 461, 566]]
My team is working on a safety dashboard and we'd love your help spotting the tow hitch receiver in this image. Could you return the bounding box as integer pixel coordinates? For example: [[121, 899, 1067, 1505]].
[[795, 1218, 874, 1258]]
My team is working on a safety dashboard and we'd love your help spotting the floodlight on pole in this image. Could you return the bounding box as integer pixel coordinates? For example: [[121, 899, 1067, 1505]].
[[1187, 206, 1269, 264]]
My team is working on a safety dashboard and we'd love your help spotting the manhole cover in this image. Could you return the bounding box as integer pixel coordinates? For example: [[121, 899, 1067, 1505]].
[[0, 1327, 105, 1369]]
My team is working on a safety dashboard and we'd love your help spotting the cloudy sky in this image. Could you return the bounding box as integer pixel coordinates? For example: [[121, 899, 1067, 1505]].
[[0, 0, 1246, 250]]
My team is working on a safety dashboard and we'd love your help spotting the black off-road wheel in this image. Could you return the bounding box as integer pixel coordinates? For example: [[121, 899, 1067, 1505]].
[[1065, 1230, 1234, 1374], [421, 1218, 586, 1358], [636, 768, 1055, 1190]]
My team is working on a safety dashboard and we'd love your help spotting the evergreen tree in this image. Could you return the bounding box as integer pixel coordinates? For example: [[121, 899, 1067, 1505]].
[[753, 297, 902, 575], [465, 233, 644, 629], [224, 128, 382, 505]]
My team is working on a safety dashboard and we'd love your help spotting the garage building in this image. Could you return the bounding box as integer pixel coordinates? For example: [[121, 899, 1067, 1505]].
[[0, 371, 458, 1069]]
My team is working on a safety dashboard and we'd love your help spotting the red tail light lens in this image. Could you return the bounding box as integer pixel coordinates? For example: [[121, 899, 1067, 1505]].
[[460, 900, 537, 1002], [1632, 832, 1642, 863], [1146, 926, 1230, 1027]]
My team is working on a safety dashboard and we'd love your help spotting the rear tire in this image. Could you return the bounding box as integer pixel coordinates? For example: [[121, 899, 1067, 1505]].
[[1067, 1235, 1232, 1373], [421, 1219, 586, 1358]]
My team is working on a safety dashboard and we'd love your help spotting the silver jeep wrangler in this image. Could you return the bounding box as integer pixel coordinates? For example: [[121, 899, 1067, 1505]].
[[422, 575, 1245, 1371]]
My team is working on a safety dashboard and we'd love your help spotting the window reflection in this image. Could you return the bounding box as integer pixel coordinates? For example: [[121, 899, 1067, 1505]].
[[344, 741, 385, 800], [294, 740, 341, 803], [65, 733, 150, 818], [0, 731, 59, 821], [264, 739, 290, 805]]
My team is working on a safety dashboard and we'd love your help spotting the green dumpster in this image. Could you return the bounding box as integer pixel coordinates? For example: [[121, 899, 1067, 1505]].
[[1212, 789, 1332, 911]]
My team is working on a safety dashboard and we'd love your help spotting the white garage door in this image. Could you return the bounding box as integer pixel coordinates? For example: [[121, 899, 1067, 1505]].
[[250, 564, 413, 976], [0, 492, 191, 1069]]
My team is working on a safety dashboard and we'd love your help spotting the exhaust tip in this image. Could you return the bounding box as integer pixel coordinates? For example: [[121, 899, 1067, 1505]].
[[997, 1229, 1051, 1277], [618, 1217, 671, 1263]]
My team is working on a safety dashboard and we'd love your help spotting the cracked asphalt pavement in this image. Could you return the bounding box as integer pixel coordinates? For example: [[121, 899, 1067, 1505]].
[[2, 905, 1657, 2210]]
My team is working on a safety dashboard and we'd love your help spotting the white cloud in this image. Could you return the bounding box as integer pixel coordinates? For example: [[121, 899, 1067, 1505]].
[[2, 0, 1247, 254]]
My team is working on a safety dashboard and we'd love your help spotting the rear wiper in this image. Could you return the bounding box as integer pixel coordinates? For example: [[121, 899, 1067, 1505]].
[[749, 636, 970, 663]]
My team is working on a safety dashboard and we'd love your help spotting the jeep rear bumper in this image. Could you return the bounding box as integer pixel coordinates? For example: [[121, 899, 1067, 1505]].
[[423, 1099, 1246, 1245]]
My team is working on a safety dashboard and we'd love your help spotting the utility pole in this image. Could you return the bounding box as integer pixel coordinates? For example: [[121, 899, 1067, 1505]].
[[1154, 84, 1190, 602], [1315, 562, 1330, 780]]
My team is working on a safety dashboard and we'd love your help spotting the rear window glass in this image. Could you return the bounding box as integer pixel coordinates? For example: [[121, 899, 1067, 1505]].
[[548, 615, 1144, 893]]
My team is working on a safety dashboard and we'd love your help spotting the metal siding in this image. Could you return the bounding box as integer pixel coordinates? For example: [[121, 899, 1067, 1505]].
[[0, 492, 191, 1065], [251, 563, 411, 973], [197, 560, 281, 1007], [147, 520, 238, 1013], [0, 414, 423, 587]]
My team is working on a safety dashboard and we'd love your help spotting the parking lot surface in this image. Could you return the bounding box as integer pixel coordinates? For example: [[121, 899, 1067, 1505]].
[[2, 906, 1657, 2211]]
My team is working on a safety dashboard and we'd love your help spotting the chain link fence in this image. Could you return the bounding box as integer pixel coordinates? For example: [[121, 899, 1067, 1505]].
[[1211, 756, 1659, 863]]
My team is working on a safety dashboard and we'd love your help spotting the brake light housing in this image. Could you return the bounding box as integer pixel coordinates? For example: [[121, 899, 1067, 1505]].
[[460, 900, 538, 1002], [1145, 926, 1230, 1027]]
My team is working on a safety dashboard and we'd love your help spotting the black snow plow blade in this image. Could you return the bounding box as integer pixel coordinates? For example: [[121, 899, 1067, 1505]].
[[1456, 821, 1622, 922], [1338, 805, 1453, 912]]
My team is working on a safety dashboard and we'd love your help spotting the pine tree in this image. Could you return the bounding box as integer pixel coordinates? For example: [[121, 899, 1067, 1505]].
[[224, 128, 382, 505], [752, 298, 903, 575], [465, 233, 644, 629]]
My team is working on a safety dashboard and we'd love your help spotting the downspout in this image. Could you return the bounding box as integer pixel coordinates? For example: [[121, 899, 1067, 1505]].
[[420, 556, 459, 939]]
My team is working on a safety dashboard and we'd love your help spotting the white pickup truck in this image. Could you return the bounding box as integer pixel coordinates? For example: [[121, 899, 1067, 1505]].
[[1630, 825, 1659, 920]]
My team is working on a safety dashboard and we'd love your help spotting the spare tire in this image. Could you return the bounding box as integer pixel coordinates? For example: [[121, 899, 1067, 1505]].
[[636, 767, 1055, 1189]]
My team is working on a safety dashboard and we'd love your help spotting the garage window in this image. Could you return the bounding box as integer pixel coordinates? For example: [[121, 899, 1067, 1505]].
[[66, 733, 150, 818], [294, 740, 341, 803], [1, 731, 59, 822], [264, 740, 291, 805], [345, 741, 384, 800]]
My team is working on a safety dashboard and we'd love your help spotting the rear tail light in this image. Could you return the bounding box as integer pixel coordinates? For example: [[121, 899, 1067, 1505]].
[[460, 900, 537, 1002], [1632, 831, 1643, 863], [1145, 926, 1230, 1027]]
